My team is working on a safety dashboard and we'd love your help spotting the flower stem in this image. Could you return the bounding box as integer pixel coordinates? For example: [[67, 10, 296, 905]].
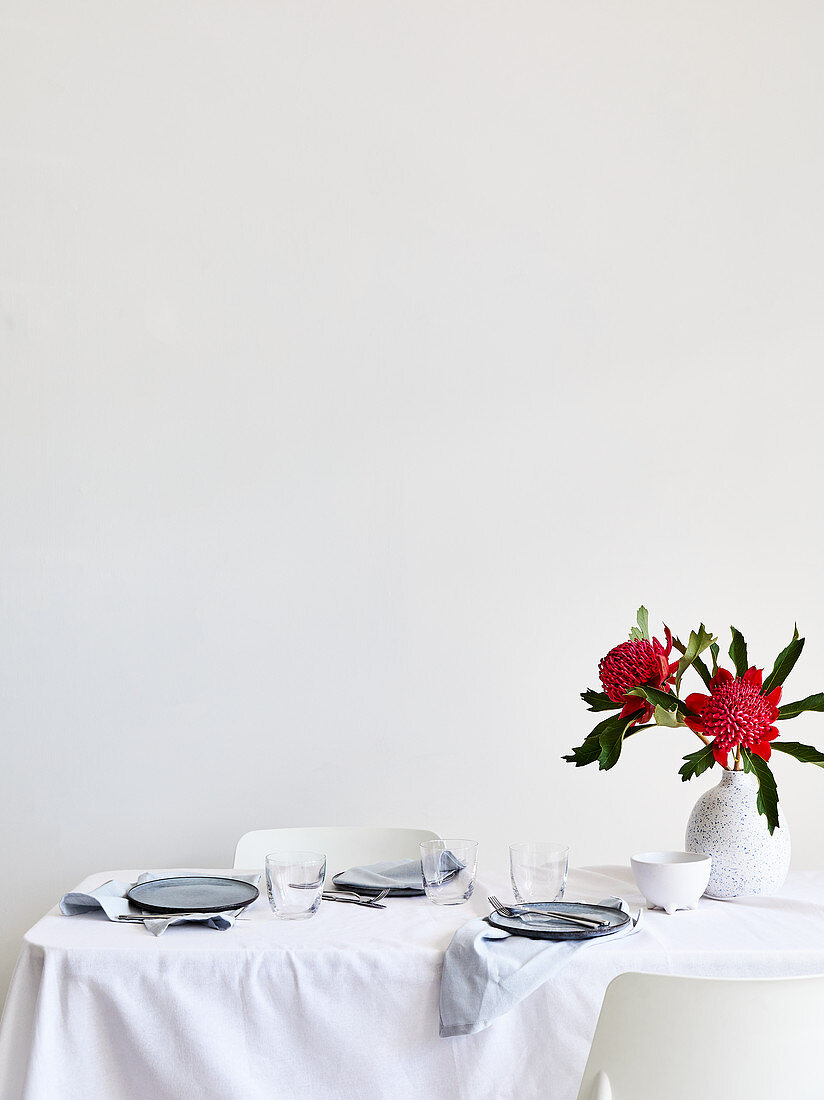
[[734, 744, 742, 771]]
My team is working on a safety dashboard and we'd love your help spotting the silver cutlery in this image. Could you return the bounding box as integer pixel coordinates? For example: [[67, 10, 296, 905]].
[[322, 897, 387, 909], [327, 888, 390, 902], [322, 888, 389, 909], [487, 895, 607, 929], [117, 913, 210, 922], [117, 907, 248, 922]]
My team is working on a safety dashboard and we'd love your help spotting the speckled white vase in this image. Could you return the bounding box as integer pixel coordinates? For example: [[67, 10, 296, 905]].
[[685, 769, 791, 899]]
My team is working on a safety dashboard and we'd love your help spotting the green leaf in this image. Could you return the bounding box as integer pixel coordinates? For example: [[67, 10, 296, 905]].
[[675, 625, 717, 694], [564, 711, 656, 770], [741, 749, 780, 835], [692, 655, 713, 690], [598, 715, 637, 770], [728, 626, 749, 678], [623, 723, 655, 739], [563, 712, 626, 767], [679, 743, 716, 781], [771, 741, 824, 767], [590, 711, 629, 738], [638, 606, 650, 639], [762, 625, 804, 696], [654, 704, 684, 728], [776, 693, 824, 721], [562, 736, 602, 767], [709, 643, 719, 674], [629, 606, 650, 642], [580, 689, 621, 712], [628, 684, 686, 714], [598, 725, 624, 769]]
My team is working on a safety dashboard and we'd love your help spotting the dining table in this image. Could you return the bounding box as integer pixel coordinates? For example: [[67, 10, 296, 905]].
[[2, 863, 824, 1100]]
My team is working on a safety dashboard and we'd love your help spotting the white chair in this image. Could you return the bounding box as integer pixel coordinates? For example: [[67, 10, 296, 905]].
[[577, 971, 824, 1100], [233, 826, 440, 876]]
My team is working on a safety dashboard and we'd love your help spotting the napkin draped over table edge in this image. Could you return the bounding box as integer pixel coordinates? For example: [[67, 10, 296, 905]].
[[59, 872, 261, 936], [439, 897, 643, 1038]]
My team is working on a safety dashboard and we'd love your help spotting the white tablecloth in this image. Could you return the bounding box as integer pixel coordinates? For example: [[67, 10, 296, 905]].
[[2, 865, 824, 1100]]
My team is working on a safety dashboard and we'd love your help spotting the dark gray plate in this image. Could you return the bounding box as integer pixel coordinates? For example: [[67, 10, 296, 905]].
[[487, 901, 629, 940], [127, 876, 259, 914]]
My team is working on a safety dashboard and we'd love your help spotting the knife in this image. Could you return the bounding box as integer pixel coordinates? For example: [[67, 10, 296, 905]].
[[503, 907, 608, 929], [116, 909, 244, 922], [117, 913, 200, 922], [321, 894, 387, 909]]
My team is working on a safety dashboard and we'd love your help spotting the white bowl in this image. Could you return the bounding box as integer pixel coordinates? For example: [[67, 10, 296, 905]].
[[631, 850, 712, 915]]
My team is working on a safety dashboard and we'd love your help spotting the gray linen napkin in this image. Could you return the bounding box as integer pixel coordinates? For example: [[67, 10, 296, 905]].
[[333, 859, 424, 895], [59, 872, 261, 936], [439, 897, 643, 1037], [333, 852, 463, 896]]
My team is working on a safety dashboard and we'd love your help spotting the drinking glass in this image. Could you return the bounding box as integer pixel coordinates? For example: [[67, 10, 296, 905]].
[[509, 842, 569, 903], [420, 839, 478, 905], [265, 850, 326, 920]]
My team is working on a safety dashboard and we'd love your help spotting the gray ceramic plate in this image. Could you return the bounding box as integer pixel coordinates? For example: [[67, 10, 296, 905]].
[[487, 901, 629, 940], [126, 876, 259, 914]]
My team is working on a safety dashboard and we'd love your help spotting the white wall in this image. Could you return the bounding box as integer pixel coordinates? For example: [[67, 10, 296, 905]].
[[2, 0, 824, 1000]]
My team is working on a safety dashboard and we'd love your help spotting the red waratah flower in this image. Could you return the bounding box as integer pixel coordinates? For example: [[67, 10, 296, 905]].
[[598, 628, 678, 724], [684, 667, 782, 766]]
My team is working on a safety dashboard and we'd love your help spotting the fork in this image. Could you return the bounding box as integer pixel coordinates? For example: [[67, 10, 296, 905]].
[[322, 888, 390, 908], [322, 897, 387, 909], [487, 895, 607, 929]]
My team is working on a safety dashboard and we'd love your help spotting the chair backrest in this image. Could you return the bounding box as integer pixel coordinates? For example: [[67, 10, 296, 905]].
[[234, 826, 440, 876], [577, 971, 824, 1100]]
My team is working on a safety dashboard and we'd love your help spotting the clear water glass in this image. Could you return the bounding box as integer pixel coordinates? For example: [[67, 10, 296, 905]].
[[420, 839, 478, 905], [265, 850, 326, 920], [510, 842, 569, 903]]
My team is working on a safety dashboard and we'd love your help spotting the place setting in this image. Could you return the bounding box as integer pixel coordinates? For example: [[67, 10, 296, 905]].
[[59, 872, 264, 935], [485, 895, 630, 941], [484, 842, 633, 941], [438, 839, 645, 1038], [260, 838, 479, 919]]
